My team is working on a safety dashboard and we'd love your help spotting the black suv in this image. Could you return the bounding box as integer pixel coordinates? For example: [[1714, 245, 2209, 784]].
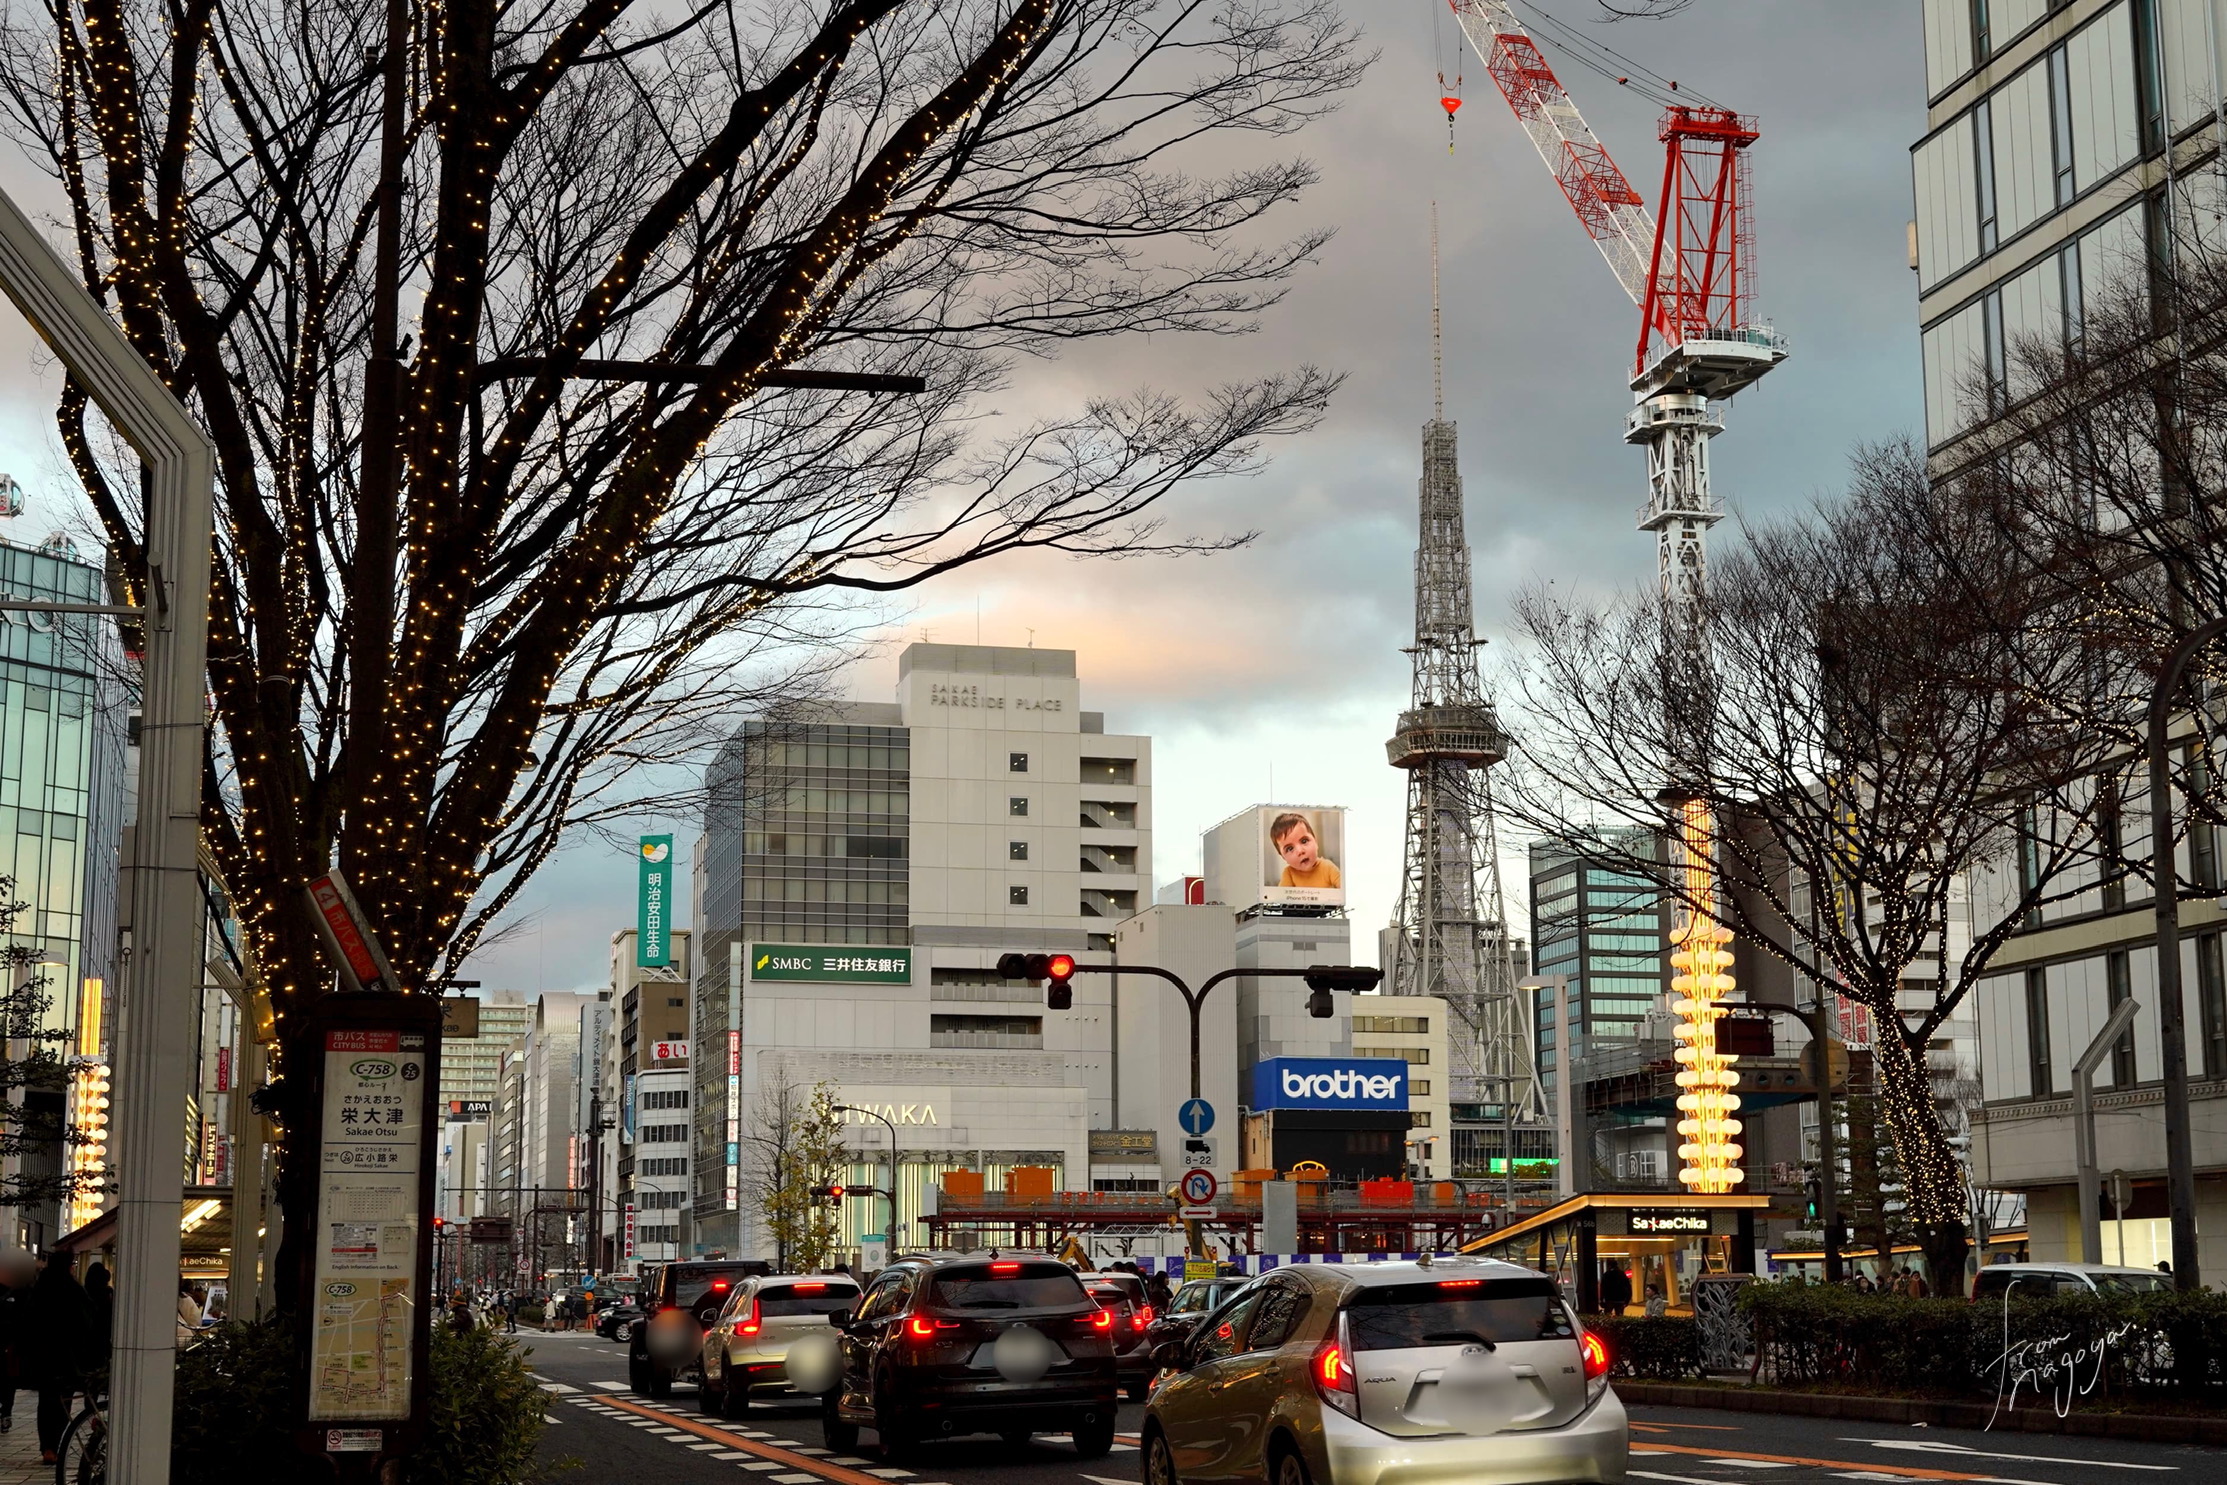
[[823, 1256, 1117, 1458], [628, 1259, 772, 1395]]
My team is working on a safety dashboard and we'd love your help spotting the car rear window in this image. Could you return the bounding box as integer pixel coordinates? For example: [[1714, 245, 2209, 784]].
[[761, 1282, 860, 1316], [928, 1263, 1087, 1310], [1087, 1285, 1132, 1308], [1345, 1277, 1575, 1350], [2092, 1272, 2171, 1297], [671, 1265, 754, 1308]]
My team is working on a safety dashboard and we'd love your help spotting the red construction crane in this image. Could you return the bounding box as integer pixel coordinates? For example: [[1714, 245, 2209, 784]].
[[1443, 0, 1789, 1195]]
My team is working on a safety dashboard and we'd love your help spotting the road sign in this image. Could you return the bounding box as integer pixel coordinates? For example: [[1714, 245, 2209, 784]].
[[1181, 1138, 1217, 1170], [1178, 1098, 1215, 1136], [1180, 1169, 1218, 1206]]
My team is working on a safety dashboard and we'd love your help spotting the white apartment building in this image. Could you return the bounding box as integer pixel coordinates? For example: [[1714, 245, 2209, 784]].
[[1917, 0, 2227, 1273], [693, 643, 1152, 1257]]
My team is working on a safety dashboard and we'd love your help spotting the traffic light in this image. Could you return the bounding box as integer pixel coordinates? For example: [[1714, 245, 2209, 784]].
[[808, 1183, 847, 1208], [997, 951, 1078, 1009], [1802, 1170, 1819, 1223], [1302, 964, 1382, 1018]]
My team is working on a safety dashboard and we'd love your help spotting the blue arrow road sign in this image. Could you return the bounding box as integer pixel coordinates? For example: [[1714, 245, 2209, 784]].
[[1179, 1098, 1215, 1136]]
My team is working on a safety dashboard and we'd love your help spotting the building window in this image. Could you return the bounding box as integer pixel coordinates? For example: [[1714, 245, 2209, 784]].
[[641, 1124, 690, 1144], [1970, 0, 1990, 61], [1010, 752, 1029, 773], [1409, 1112, 1432, 1129], [1409, 1079, 1431, 1097], [667, 997, 684, 1008], [2107, 951, 2137, 1085], [1972, 96, 1998, 253], [1010, 885, 1029, 906], [2026, 968, 2053, 1096], [2200, 934, 2227, 1079], [1010, 797, 1029, 817], [2047, 44, 2074, 209], [1010, 841, 1029, 861], [2133, 0, 2164, 156], [639, 1157, 688, 1176], [640, 1090, 688, 1111]]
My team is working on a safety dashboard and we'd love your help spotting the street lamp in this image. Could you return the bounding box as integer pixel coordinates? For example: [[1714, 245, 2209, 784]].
[[832, 1105, 900, 1250]]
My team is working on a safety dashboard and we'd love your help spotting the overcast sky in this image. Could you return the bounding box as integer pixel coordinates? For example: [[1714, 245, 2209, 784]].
[[0, 1, 1930, 997]]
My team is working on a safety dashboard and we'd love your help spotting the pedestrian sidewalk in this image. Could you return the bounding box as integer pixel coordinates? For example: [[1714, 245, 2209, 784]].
[[0, 1411, 46, 1485]]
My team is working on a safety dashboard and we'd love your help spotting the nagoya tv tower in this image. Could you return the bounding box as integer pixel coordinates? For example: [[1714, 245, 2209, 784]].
[[1386, 212, 1544, 1171]]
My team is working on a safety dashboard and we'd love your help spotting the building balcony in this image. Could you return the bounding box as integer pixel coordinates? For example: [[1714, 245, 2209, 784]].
[[1080, 888, 1138, 919], [1080, 800, 1137, 830]]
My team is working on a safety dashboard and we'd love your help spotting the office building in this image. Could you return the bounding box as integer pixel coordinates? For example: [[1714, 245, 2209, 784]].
[[602, 927, 692, 1270], [440, 991, 534, 1115], [487, 990, 598, 1281], [1916, 0, 2227, 1271], [0, 528, 128, 1250], [693, 643, 1151, 1257]]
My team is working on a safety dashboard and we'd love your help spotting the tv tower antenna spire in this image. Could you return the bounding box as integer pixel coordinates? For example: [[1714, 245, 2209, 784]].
[[1388, 215, 1545, 1189]]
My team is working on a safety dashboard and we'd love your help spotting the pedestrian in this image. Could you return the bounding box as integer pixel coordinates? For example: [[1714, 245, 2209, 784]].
[[1643, 1284, 1667, 1318], [20, 1255, 93, 1466], [1145, 1271, 1173, 1311], [446, 1298, 475, 1334], [175, 1280, 202, 1346], [0, 1249, 34, 1434], [503, 1296, 516, 1333], [1599, 1262, 1633, 1315], [82, 1264, 112, 1372]]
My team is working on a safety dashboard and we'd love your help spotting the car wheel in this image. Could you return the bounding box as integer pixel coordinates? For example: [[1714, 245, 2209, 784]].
[[720, 1370, 751, 1419], [628, 1353, 650, 1393], [999, 1430, 1032, 1448], [1125, 1378, 1150, 1403], [647, 1365, 673, 1399], [1271, 1443, 1312, 1485], [823, 1392, 860, 1454], [698, 1372, 724, 1416], [1144, 1425, 1178, 1485], [1072, 1411, 1115, 1459]]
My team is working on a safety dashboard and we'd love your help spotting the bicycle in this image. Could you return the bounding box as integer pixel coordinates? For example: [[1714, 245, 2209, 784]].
[[54, 1389, 104, 1485]]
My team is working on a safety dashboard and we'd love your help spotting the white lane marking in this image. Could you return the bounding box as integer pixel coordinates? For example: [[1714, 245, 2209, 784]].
[[594, 1381, 632, 1391], [647, 1427, 687, 1436], [536, 1381, 581, 1393], [830, 1459, 873, 1467], [737, 1432, 776, 1440], [687, 1443, 726, 1451], [1833, 1476, 1924, 1482], [1083, 1475, 1137, 1485], [1710, 1463, 1796, 1471], [1110, 1443, 1137, 1453], [1631, 1472, 1738, 1485], [627, 1420, 664, 1428], [865, 1470, 914, 1479], [742, 1464, 783, 1473], [710, 1452, 750, 1460], [772, 1473, 820, 1482], [1851, 1439, 2178, 1471], [790, 1447, 831, 1455]]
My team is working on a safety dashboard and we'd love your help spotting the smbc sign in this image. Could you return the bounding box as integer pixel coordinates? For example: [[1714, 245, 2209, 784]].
[[749, 944, 912, 984]]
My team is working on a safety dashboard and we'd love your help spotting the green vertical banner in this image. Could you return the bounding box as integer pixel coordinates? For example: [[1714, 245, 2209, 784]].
[[637, 835, 673, 967]]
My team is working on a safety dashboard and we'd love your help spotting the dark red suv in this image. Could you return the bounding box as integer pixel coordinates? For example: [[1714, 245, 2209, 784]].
[[823, 1256, 1118, 1459]]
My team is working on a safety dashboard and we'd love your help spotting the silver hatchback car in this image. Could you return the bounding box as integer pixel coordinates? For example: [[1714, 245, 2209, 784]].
[[698, 1275, 863, 1417], [1143, 1258, 1626, 1485]]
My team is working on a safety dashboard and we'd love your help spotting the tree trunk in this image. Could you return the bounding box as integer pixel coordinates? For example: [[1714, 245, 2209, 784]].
[[1869, 1021, 1970, 1296]]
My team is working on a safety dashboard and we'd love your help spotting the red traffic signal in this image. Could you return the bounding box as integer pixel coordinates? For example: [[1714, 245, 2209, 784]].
[[1046, 953, 1075, 982]]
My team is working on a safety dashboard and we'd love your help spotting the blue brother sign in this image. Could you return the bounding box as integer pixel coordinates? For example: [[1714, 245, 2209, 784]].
[[1253, 1057, 1409, 1112]]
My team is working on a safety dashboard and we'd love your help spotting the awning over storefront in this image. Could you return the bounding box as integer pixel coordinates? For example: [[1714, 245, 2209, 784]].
[[53, 1187, 234, 1273], [1462, 1191, 1772, 1313]]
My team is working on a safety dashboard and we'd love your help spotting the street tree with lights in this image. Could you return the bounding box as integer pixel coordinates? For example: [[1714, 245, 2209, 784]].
[[0, 0, 1360, 1237], [1501, 442, 2130, 1293]]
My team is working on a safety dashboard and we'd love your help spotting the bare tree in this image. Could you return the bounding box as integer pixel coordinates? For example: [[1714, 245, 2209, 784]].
[[0, 0, 1360, 1127], [742, 1074, 847, 1271], [1500, 442, 2130, 1292]]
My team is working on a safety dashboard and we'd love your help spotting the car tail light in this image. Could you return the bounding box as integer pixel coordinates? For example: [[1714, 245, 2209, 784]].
[[1580, 1329, 1610, 1401], [1437, 1279, 1482, 1288], [1133, 1305, 1154, 1329], [711, 1279, 730, 1290], [1091, 1308, 1114, 1331], [795, 1283, 826, 1294], [907, 1315, 960, 1340], [1313, 1317, 1358, 1418], [737, 1299, 761, 1337], [991, 1262, 1021, 1273]]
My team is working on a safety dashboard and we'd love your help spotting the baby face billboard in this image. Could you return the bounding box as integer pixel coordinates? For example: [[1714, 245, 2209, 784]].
[[1259, 806, 1345, 907]]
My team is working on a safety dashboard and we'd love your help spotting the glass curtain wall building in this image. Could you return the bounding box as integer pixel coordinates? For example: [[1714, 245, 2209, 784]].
[[1530, 831, 1669, 1188], [0, 536, 127, 1248]]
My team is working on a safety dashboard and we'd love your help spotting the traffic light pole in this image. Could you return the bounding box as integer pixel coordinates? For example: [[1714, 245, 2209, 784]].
[[833, 1105, 901, 1246], [1062, 964, 1381, 1100], [1739, 996, 1841, 1283]]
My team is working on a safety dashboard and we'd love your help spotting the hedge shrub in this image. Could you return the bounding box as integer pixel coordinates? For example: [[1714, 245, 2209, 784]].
[[1580, 1314, 1701, 1380], [1737, 1281, 2227, 1401], [172, 1317, 549, 1485]]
